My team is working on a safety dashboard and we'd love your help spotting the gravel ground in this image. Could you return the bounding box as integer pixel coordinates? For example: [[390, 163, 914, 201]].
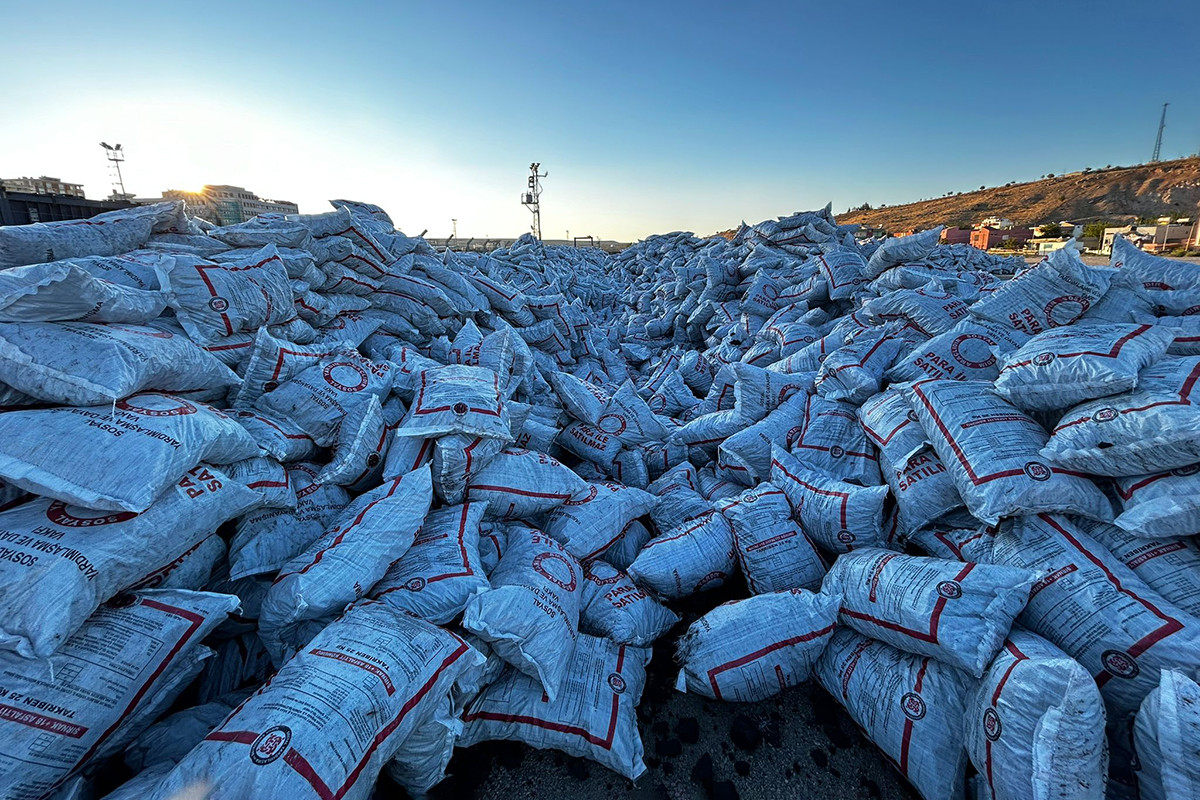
[[413, 581, 922, 800]]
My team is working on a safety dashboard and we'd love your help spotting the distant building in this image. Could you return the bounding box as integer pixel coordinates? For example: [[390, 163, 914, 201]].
[[1, 176, 86, 198], [970, 226, 1032, 250], [0, 185, 134, 226], [155, 185, 299, 226], [1102, 223, 1193, 255], [1035, 239, 1076, 255], [940, 227, 972, 245], [979, 216, 1016, 230]]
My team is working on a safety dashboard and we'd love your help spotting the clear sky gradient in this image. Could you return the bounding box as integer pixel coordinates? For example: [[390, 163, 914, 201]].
[[3, 1, 1197, 241]]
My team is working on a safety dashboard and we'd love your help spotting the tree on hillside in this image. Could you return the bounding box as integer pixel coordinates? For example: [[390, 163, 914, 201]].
[[1038, 223, 1063, 237], [1083, 221, 1109, 239]]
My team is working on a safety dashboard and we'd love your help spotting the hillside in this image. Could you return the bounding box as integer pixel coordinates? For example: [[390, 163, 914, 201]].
[[837, 156, 1200, 233]]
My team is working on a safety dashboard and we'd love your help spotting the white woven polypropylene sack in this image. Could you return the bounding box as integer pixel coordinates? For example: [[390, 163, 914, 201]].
[[461, 527, 582, 701], [255, 350, 393, 447], [0, 588, 236, 800], [717, 391, 809, 486], [464, 448, 589, 521], [627, 509, 736, 599], [887, 317, 1030, 384], [461, 635, 649, 780], [1113, 465, 1200, 538], [861, 284, 970, 337], [558, 420, 624, 467], [1078, 519, 1200, 619], [824, 548, 1038, 677], [905, 380, 1112, 525], [814, 324, 908, 404], [231, 409, 319, 462], [675, 588, 837, 701], [370, 502, 490, 625], [965, 628, 1108, 800], [0, 469, 254, 662], [817, 628, 970, 800], [232, 327, 342, 408], [1043, 356, 1200, 477], [0, 202, 182, 268], [770, 446, 889, 554], [600, 380, 669, 446], [259, 466, 432, 659], [548, 370, 610, 424], [162, 246, 294, 344], [789, 393, 881, 486], [1112, 236, 1200, 291], [858, 387, 929, 468], [0, 260, 167, 324], [580, 559, 678, 647], [883, 446, 965, 535], [227, 463, 351, 579], [1134, 669, 1200, 800], [315, 394, 389, 488], [223, 455, 296, 509], [430, 433, 506, 505], [150, 602, 484, 800], [600, 519, 651, 572], [0, 322, 239, 406], [0, 393, 261, 512], [864, 226, 944, 279], [383, 693, 462, 798], [543, 482, 658, 562], [718, 484, 826, 593], [814, 247, 870, 300], [125, 691, 249, 772], [969, 247, 1113, 335], [396, 364, 511, 440], [991, 514, 1200, 723], [994, 323, 1173, 411]]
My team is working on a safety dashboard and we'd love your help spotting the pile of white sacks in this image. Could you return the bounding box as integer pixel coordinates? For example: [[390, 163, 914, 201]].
[[0, 198, 1196, 800]]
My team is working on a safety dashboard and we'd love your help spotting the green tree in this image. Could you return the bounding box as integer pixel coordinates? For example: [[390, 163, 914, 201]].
[[1038, 223, 1063, 238], [1083, 221, 1109, 239]]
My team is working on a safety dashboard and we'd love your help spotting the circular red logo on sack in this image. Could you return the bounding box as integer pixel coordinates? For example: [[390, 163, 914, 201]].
[[405, 577, 426, 592], [323, 363, 369, 393], [366, 453, 381, 468], [608, 673, 627, 694], [564, 485, 600, 506], [950, 334, 997, 370], [1024, 461, 1051, 481], [983, 707, 1002, 741], [1092, 408, 1118, 423], [208, 297, 229, 312], [900, 692, 926, 721], [906, 409, 919, 423], [532, 552, 577, 591], [585, 562, 621, 585], [46, 501, 138, 527], [786, 425, 805, 447], [936, 580, 962, 599], [695, 570, 727, 592], [452, 402, 469, 415], [250, 726, 292, 765], [116, 396, 197, 417], [830, 445, 845, 459], [1102, 649, 1140, 679], [837, 529, 856, 544], [263, 380, 280, 393], [1032, 352, 1056, 367], [649, 394, 666, 412], [597, 413, 627, 435], [1043, 296, 1090, 327]]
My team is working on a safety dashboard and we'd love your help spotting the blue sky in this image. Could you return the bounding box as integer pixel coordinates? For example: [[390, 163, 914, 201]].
[[2, 0, 1196, 240]]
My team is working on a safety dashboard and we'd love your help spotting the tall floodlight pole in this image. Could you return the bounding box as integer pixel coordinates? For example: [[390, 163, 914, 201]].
[[521, 162, 547, 240], [99, 142, 127, 197], [1152, 103, 1168, 163], [451, 218, 458, 240]]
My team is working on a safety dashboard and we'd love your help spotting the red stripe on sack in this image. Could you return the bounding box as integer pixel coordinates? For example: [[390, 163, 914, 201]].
[[999, 325, 1153, 373], [706, 625, 835, 700], [1040, 515, 1184, 686], [842, 563, 975, 644], [898, 658, 930, 777]]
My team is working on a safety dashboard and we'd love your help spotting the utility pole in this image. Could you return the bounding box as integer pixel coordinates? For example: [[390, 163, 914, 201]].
[[520, 162, 547, 240], [1152, 103, 1168, 162], [451, 218, 457, 240], [99, 142, 127, 198]]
